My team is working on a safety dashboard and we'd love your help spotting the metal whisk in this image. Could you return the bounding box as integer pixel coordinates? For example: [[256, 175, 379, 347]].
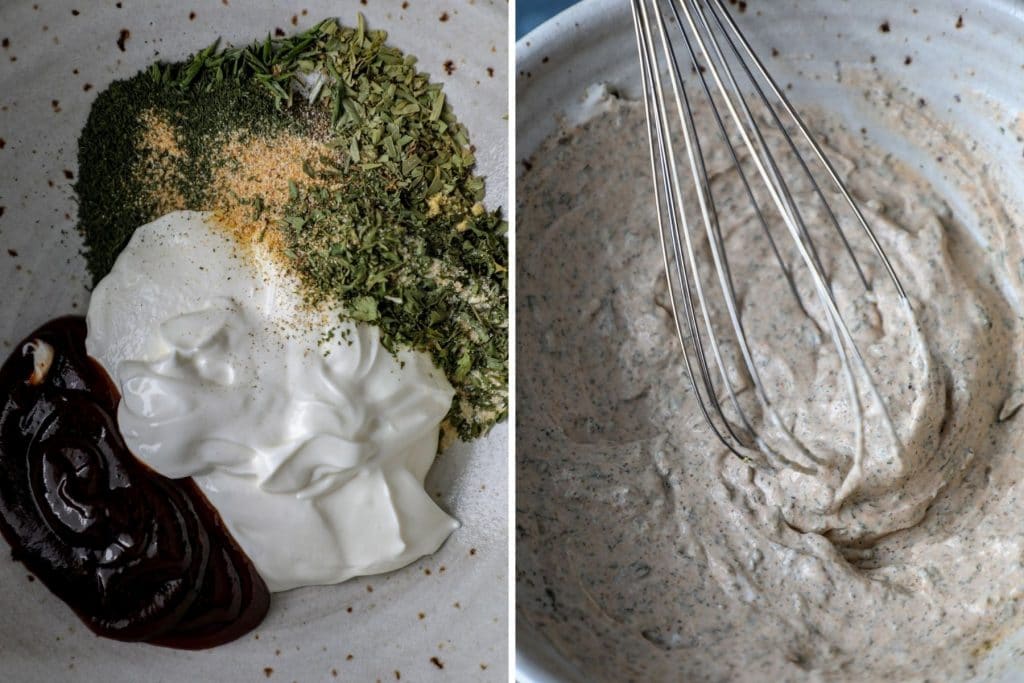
[[631, 0, 908, 480]]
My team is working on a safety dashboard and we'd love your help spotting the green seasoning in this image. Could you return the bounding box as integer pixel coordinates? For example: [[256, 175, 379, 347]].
[[284, 171, 507, 441], [76, 75, 293, 282], [74, 17, 507, 441]]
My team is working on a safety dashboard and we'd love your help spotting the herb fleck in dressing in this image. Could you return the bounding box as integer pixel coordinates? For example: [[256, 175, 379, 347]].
[[517, 92, 1024, 681]]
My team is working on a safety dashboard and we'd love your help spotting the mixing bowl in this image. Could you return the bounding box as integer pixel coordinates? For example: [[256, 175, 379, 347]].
[[516, 0, 1024, 680], [0, 1, 508, 680]]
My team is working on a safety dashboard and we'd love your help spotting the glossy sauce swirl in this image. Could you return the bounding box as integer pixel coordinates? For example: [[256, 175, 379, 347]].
[[0, 316, 269, 649]]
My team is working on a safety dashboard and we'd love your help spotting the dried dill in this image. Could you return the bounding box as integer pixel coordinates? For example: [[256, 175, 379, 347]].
[[74, 17, 507, 440], [75, 74, 295, 282]]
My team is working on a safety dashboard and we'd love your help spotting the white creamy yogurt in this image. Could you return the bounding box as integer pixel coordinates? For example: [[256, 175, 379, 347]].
[[86, 210, 458, 592]]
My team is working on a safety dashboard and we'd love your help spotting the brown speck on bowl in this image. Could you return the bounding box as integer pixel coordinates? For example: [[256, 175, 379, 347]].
[[956, 15, 964, 29], [439, 12, 449, 22], [880, 20, 891, 32], [443, 59, 456, 75], [418, 612, 425, 620], [346, 654, 354, 661], [263, 667, 273, 678], [291, 14, 298, 26], [189, 11, 196, 21], [274, 27, 285, 36], [116, 28, 129, 52], [83, 83, 92, 91], [430, 657, 444, 669]]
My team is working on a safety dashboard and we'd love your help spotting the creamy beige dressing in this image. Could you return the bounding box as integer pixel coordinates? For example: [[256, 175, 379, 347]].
[[517, 88, 1024, 682]]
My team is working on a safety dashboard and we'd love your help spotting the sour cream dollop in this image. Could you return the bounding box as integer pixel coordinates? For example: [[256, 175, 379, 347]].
[[86, 211, 458, 592]]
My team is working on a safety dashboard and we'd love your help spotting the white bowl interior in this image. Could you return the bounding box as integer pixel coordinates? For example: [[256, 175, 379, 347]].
[[516, 0, 1024, 680], [0, 1, 508, 681]]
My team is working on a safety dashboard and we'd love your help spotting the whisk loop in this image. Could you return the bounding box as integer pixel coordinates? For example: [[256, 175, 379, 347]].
[[631, 0, 908, 494]]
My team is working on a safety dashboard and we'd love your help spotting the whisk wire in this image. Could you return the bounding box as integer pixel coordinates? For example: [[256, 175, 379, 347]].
[[632, 0, 906, 484], [651, 2, 771, 453], [671, 0, 839, 471], [632, 0, 753, 456], [638, 0, 815, 471], [697, 0, 870, 293], [708, 0, 908, 300], [673, 0, 865, 470], [649, 1, 764, 449]]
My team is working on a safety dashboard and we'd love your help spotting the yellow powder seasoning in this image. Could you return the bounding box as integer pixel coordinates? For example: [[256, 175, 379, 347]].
[[134, 110, 188, 216]]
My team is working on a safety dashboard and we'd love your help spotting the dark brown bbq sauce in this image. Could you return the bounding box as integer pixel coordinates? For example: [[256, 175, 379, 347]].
[[0, 316, 269, 649]]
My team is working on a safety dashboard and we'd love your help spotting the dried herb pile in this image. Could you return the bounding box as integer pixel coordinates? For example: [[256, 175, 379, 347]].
[[75, 17, 507, 440], [76, 76, 293, 280]]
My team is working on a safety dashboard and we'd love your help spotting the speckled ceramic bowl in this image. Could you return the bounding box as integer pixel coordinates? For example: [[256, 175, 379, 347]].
[[0, 1, 507, 681], [516, 0, 1024, 680]]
